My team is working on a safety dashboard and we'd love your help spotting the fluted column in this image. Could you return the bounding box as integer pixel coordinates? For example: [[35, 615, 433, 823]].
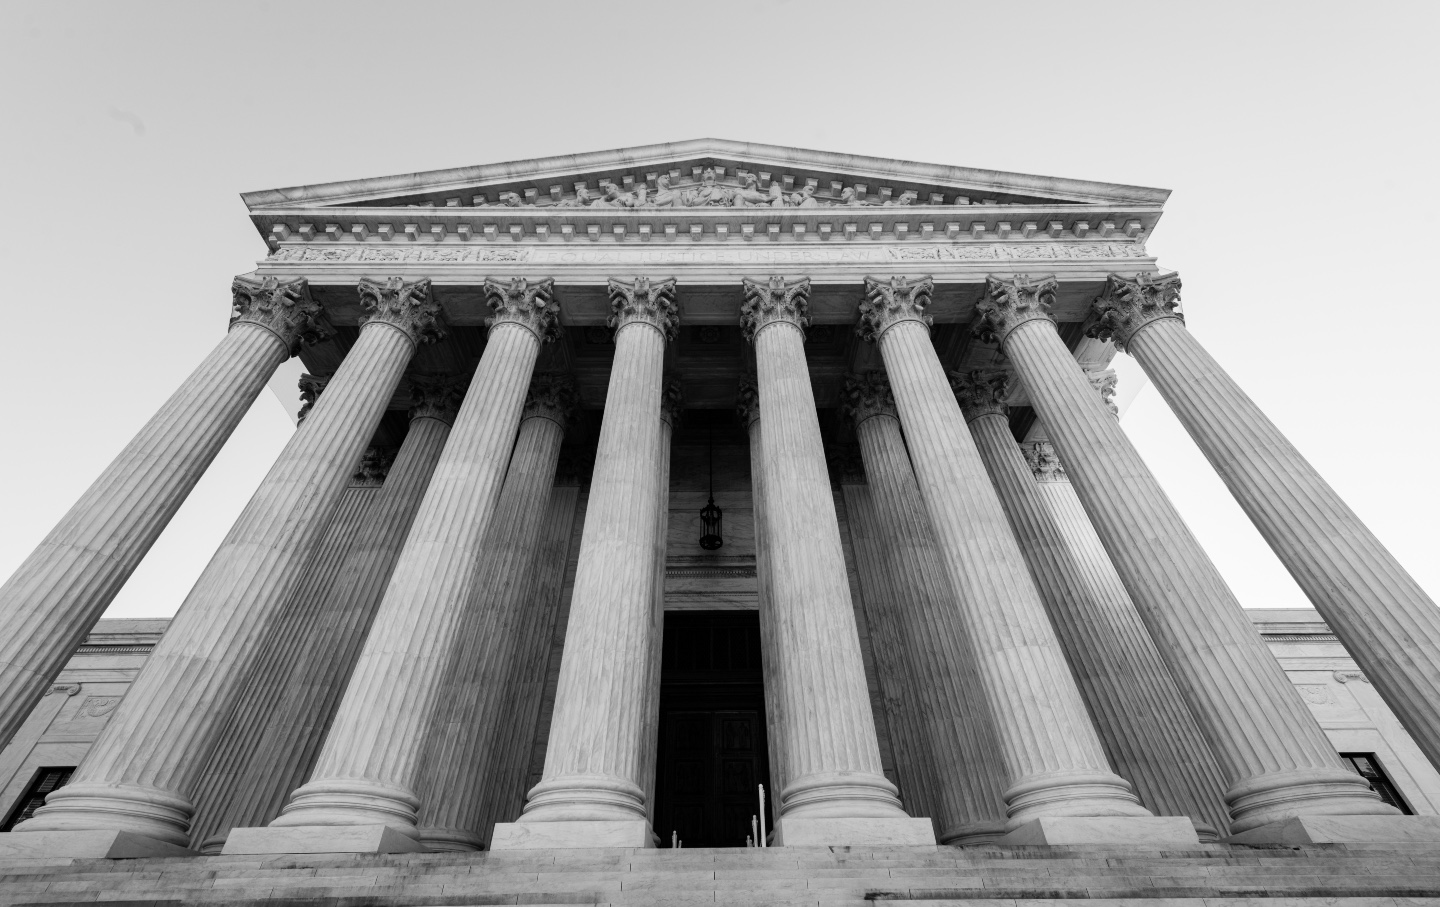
[[18, 277, 443, 846], [638, 378, 682, 824], [843, 372, 1011, 844], [736, 381, 789, 809], [740, 276, 932, 847], [856, 276, 1153, 836], [973, 274, 1390, 833], [1094, 272, 1440, 778], [414, 374, 576, 852], [954, 370, 1230, 839], [475, 476, 585, 844], [265, 278, 560, 845], [494, 277, 677, 850], [189, 377, 462, 852], [0, 276, 331, 749]]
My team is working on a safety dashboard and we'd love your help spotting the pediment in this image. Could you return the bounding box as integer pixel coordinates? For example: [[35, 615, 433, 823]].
[[241, 138, 1169, 213]]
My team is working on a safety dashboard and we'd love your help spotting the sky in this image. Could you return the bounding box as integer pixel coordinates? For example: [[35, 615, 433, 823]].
[[1, 1, 1437, 621]]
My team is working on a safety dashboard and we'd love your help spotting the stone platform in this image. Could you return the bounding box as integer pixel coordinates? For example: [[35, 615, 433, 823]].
[[2, 843, 1440, 906]]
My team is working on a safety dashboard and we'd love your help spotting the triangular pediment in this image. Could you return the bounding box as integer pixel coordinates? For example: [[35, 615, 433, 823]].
[[242, 138, 1168, 213]]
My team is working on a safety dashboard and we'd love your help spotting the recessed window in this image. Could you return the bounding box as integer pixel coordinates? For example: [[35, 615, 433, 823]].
[[0, 766, 74, 831], [1340, 753, 1412, 814]]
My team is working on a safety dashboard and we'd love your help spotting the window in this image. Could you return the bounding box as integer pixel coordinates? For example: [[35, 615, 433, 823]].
[[0, 767, 74, 831], [1340, 753, 1412, 814]]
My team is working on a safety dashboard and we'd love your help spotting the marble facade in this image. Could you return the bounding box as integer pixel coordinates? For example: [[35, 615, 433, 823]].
[[3, 141, 1440, 876]]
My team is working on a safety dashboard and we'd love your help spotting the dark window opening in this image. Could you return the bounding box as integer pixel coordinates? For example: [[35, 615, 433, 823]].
[[1, 766, 74, 831], [1340, 752, 1413, 814]]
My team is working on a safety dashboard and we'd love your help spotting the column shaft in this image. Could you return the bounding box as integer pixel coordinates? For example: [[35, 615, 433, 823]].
[[749, 309, 905, 825], [638, 384, 679, 823], [1128, 313, 1440, 776], [738, 389, 789, 808], [517, 308, 668, 829], [847, 394, 1010, 842], [274, 314, 550, 834], [990, 297, 1388, 831], [475, 484, 584, 844], [966, 410, 1230, 837], [415, 381, 571, 851], [0, 320, 295, 748], [189, 404, 453, 851], [19, 299, 426, 845], [863, 305, 1146, 826]]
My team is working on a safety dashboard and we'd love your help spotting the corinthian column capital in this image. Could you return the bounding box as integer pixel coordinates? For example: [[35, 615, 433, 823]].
[[484, 277, 562, 343], [351, 447, 395, 486], [974, 275, 1059, 346], [842, 371, 898, 427], [523, 374, 579, 427], [949, 370, 1010, 422], [736, 378, 760, 429], [359, 276, 448, 348], [1020, 440, 1067, 483], [740, 276, 812, 341], [297, 374, 330, 424], [1086, 271, 1184, 350], [1086, 367, 1119, 416], [231, 275, 334, 355], [856, 275, 933, 342], [660, 376, 685, 428], [607, 276, 679, 340], [409, 374, 469, 425]]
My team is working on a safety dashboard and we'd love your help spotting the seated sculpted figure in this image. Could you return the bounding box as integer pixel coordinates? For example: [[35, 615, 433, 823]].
[[839, 187, 868, 206], [651, 174, 679, 207], [788, 184, 819, 207], [731, 173, 770, 207], [555, 186, 594, 207], [884, 190, 919, 206], [591, 180, 631, 208], [481, 191, 524, 207], [682, 168, 733, 206]]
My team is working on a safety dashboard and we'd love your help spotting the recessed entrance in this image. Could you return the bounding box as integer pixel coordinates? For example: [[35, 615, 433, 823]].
[[653, 610, 773, 848]]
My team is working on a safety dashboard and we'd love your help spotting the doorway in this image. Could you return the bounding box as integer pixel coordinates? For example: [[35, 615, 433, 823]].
[[653, 610, 773, 848]]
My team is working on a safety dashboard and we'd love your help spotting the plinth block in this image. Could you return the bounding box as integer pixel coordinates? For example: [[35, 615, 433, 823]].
[[490, 819, 654, 850], [1227, 815, 1440, 845], [774, 815, 937, 847], [221, 824, 427, 855], [999, 816, 1201, 847], [0, 830, 194, 859]]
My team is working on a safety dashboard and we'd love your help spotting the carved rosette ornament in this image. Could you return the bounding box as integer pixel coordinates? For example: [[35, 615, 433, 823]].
[[1086, 368, 1120, 416], [842, 371, 898, 427], [949, 370, 1010, 422], [483, 277, 562, 343], [660, 375, 685, 429], [231, 275, 334, 355], [735, 378, 760, 428], [1021, 440, 1068, 483], [358, 276, 448, 348], [522, 373, 579, 427], [739, 276, 812, 341], [296, 374, 330, 424], [856, 275, 934, 342], [973, 275, 1059, 346], [606, 277, 680, 340], [350, 447, 394, 487], [1086, 271, 1184, 351], [408, 374, 469, 425]]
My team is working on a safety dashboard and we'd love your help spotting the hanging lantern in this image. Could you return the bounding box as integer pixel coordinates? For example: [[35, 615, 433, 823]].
[[699, 422, 724, 550]]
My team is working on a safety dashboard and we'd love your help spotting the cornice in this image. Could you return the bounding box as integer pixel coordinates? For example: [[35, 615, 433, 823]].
[[240, 138, 1171, 211]]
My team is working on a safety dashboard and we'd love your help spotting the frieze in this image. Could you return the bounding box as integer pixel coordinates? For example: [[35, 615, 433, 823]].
[[267, 241, 1148, 267]]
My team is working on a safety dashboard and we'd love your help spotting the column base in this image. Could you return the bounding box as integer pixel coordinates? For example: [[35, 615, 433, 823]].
[[415, 826, 484, 852], [998, 816, 1201, 847], [1226, 815, 1440, 845], [0, 830, 194, 859], [490, 819, 654, 850], [939, 819, 1009, 846], [221, 824, 427, 855], [197, 834, 226, 856], [773, 815, 937, 847]]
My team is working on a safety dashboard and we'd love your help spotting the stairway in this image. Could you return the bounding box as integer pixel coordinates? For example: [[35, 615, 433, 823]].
[[2, 843, 1439, 906]]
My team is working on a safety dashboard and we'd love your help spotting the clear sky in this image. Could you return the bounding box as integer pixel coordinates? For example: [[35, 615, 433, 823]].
[[2, 1, 1437, 620]]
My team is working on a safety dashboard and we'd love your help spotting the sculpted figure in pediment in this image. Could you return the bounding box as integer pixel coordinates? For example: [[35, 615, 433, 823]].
[[481, 191, 523, 207], [591, 180, 632, 208], [680, 168, 734, 206], [839, 187, 868, 206], [788, 184, 819, 207], [651, 174, 680, 207], [884, 190, 919, 206], [732, 173, 770, 207], [555, 186, 593, 207]]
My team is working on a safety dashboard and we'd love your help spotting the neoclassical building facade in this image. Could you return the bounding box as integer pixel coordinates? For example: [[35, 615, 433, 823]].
[[3, 140, 1440, 866]]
